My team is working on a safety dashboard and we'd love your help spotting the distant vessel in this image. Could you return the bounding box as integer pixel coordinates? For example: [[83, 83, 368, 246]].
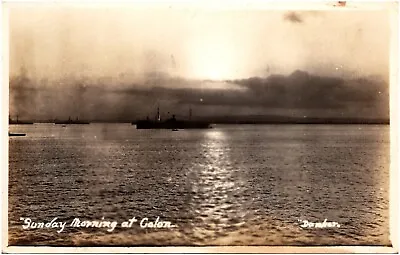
[[133, 106, 211, 129], [54, 116, 90, 125], [8, 132, 26, 136], [9, 115, 33, 125]]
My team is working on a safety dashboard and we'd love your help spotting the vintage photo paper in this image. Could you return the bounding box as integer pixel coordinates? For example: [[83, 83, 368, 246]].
[[1, 1, 399, 253]]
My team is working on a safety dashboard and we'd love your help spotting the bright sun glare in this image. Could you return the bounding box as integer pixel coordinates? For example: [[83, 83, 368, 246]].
[[190, 40, 236, 80]]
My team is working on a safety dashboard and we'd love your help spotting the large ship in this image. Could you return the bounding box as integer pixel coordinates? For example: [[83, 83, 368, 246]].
[[133, 106, 211, 129], [54, 116, 90, 125]]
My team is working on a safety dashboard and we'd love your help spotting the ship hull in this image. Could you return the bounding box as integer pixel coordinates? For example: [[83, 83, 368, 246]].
[[9, 121, 33, 125], [54, 121, 90, 124], [8, 133, 26, 136], [133, 120, 210, 129]]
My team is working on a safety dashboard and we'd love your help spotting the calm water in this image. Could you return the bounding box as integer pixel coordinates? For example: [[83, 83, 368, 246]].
[[8, 124, 390, 246]]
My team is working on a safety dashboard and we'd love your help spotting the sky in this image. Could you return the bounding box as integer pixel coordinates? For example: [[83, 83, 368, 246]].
[[8, 4, 391, 81], [5, 3, 393, 121]]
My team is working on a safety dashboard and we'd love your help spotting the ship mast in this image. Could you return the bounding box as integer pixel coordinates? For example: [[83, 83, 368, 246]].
[[157, 105, 161, 122]]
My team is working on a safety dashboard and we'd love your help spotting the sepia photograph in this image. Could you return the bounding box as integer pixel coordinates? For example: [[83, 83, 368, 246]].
[[2, 1, 398, 252]]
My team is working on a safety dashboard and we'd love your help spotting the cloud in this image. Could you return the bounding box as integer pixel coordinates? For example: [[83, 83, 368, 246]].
[[283, 11, 324, 24], [283, 12, 303, 23], [9, 70, 389, 121]]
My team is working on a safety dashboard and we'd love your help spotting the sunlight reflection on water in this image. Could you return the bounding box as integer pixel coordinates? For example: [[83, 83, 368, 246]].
[[8, 124, 390, 246]]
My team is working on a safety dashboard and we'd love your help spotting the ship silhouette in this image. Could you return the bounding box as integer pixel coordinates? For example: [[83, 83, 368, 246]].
[[8, 132, 26, 136], [54, 116, 90, 125], [133, 106, 211, 129], [9, 115, 33, 125]]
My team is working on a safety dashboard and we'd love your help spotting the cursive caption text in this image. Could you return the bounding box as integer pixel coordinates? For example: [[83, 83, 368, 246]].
[[20, 216, 176, 233], [297, 219, 341, 228]]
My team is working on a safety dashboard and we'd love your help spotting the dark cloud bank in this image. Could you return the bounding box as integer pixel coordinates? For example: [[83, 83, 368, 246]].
[[9, 70, 389, 124]]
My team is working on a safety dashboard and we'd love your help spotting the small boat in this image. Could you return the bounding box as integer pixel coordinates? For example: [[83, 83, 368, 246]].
[[172, 129, 179, 131], [8, 132, 26, 137]]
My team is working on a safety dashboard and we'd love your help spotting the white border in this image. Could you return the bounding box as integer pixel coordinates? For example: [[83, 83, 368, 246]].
[[1, 1, 398, 254]]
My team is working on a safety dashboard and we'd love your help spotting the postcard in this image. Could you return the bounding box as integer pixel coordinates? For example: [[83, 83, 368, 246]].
[[1, 1, 398, 253]]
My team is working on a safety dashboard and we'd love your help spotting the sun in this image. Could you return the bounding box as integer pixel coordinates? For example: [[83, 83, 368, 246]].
[[189, 39, 236, 80]]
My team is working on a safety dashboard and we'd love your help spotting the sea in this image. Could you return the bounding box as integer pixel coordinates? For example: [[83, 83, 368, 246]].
[[8, 124, 391, 246]]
